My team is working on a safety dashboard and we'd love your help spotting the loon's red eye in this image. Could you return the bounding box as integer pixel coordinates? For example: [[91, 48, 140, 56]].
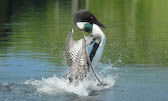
[[90, 16, 94, 19]]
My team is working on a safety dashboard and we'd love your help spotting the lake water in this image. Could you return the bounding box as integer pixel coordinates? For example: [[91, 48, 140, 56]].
[[0, 0, 168, 101]]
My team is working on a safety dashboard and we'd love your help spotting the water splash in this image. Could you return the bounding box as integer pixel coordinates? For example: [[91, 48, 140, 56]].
[[25, 75, 115, 96]]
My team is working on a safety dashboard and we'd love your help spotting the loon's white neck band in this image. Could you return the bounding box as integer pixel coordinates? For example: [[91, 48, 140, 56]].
[[89, 24, 106, 67]]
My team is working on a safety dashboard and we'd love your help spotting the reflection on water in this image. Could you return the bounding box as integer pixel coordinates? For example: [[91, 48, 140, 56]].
[[0, 0, 168, 100], [0, 0, 168, 67]]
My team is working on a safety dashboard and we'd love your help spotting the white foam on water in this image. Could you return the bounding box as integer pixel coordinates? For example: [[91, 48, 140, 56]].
[[24, 75, 115, 96]]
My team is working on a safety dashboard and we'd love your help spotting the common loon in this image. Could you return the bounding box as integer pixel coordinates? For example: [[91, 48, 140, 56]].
[[65, 10, 106, 83]]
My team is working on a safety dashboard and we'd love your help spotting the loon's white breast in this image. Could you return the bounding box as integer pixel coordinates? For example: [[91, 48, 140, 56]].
[[88, 24, 106, 67]]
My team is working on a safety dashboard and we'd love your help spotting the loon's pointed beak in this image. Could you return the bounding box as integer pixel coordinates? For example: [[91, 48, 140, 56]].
[[95, 20, 106, 28]]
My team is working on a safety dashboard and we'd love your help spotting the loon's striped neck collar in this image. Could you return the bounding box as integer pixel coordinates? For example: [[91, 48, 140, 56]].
[[76, 22, 93, 33]]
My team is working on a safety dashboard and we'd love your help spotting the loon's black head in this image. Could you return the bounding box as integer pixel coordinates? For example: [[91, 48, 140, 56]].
[[73, 10, 106, 30]]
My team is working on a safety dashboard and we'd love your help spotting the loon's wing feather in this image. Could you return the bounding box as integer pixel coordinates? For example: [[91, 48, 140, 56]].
[[65, 29, 83, 67], [65, 29, 76, 66], [65, 29, 90, 83], [65, 29, 73, 67]]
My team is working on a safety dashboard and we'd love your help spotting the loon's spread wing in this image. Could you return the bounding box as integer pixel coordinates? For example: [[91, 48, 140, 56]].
[[65, 29, 90, 83], [65, 29, 79, 67]]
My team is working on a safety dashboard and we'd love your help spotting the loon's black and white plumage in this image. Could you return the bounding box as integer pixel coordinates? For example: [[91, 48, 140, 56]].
[[65, 10, 106, 83]]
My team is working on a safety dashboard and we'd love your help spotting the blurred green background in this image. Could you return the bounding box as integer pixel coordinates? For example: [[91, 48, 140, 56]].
[[0, 0, 168, 66]]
